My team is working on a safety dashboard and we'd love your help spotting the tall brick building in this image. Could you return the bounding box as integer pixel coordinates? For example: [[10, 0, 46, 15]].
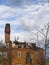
[[0, 23, 44, 65]]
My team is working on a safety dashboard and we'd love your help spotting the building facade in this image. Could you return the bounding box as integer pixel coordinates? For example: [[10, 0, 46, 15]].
[[0, 23, 44, 65]]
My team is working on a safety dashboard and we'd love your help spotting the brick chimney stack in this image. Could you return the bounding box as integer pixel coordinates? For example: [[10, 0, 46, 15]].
[[5, 23, 10, 45]]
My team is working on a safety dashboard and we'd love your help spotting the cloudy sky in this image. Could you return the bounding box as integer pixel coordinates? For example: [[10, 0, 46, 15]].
[[0, 0, 49, 43]]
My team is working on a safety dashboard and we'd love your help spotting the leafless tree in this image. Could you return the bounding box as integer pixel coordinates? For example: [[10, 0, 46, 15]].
[[36, 22, 49, 65]]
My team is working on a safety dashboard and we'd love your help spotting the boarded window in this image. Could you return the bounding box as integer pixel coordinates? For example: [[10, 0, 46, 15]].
[[26, 52, 32, 64], [0, 52, 2, 58], [26, 52, 30, 58], [0, 64, 4, 65], [3, 52, 7, 58]]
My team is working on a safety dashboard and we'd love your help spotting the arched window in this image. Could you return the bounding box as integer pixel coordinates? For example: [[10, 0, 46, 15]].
[[18, 51, 21, 58]]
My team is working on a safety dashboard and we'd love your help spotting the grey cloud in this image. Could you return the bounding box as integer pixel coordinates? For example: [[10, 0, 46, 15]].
[[1, 0, 48, 7], [1, 0, 33, 7]]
